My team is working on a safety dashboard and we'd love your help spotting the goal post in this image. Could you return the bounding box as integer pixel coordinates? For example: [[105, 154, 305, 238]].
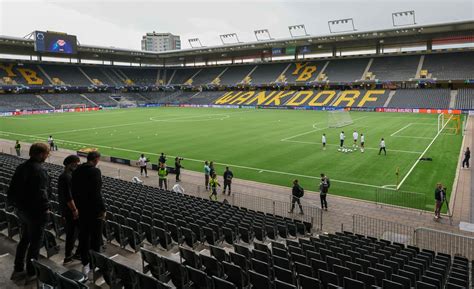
[[438, 113, 460, 135], [328, 109, 353, 128], [60, 104, 87, 111]]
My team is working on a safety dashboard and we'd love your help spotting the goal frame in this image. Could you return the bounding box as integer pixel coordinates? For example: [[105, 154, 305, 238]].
[[327, 109, 354, 128], [60, 104, 87, 111]]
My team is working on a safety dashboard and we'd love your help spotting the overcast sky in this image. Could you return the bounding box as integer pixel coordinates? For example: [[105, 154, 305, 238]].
[[0, 0, 472, 50]]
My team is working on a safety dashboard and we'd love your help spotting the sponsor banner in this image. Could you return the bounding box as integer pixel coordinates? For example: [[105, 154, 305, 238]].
[[348, 107, 376, 112], [299, 46, 311, 54], [286, 46, 296, 55], [272, 48, 284, 55], [258, 106, 288, 110], [110, 157, 131, 166], [469, 110, 474, 116], [376, 108, 462, 114], [240, 105, 257, 109]]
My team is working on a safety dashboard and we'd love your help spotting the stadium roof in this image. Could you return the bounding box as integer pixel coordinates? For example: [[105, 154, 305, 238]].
[[0, 20, 473, 66]]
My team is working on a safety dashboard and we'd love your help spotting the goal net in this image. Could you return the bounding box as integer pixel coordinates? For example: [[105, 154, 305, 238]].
[[61, 104, 86, 111], [328, 110, 353, 128], [438, 113, 460, 135]]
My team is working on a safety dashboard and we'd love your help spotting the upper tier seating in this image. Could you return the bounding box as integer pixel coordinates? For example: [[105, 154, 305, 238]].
[[119, 68, 158, 86], [324, 59, 369, 83], [42, 64, 92, 86], [369, 55, 420, 82], [250, 63, 288, 85], [0, 94, 51, 112], [454, 89, 474, 110], [423, 52, 474, 80], [387, 89, 451, 109], [219, 65, 255, 85], [191, 67, 227, 85]]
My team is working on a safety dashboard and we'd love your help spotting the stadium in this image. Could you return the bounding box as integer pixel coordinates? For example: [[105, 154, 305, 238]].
[[0, 1, 473, 288]]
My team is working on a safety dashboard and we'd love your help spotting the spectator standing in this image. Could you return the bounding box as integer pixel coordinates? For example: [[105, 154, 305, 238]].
[[137, 154, 148, 177], [223, 166, 234, 195], [159, 153, 166, 165], [434, 183, 445, 220], [58, 155, 81, 264], [209, 161, 215, 176], [8, 143, 51, 280], [204, 161, 211, 191], [48, 135, 56, 151], [462, 147, 470, 169], [14, 140, 21, 156], [175, 157, 183, 182], [72, 151, 105, 275], [158, 163, 168, 190], [319, 173, 330, 211], [289, 179, 304, 215], [209, 172, 220, 201]]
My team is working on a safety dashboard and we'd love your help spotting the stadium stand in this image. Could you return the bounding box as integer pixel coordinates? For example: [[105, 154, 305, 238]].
[[186, 91, 226, 104], [80, 66, 116, 86], [40, 93, 95, 108], [42, 64, 92, 86], [250, 63, 288, 85], [281, 61, 326, 83], [455, 89, 474, 110], [218, 65, 255, 86], [0, 63, 50, 86], [119, 68, 158, 86], [386, 89, 451, 109], [169, 68, 197, 86], [0, 152, 472, 289], [324, 58, 369, 83], [190, 67, 226, 86], [368, 55, 420, 82], [0, 94, 51, 112], [422, 51, 474, 81], [81, 93, 119, 107]]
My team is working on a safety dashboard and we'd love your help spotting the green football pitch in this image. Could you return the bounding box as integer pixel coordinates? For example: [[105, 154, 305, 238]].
[[0, 107, 463, 211]]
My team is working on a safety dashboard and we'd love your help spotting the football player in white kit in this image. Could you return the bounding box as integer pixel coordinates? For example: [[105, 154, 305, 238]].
[[360, 134, 365, 153], [322, 134, 327, 150], [352, 130, 359, 148]]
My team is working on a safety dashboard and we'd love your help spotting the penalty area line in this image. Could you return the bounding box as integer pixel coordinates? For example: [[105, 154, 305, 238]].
[[0, 130, 391, 190], [396, 114, 453, 190]]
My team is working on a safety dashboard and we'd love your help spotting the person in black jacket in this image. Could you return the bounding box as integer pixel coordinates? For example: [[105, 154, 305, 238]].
[[434, 183, 445, 220], [462, 147, 470, 169], [72, 151, 105, 275], [223, 166, 233, 195], [8, 143, 51, 280], [289, 179, 304, 215], [175, 157, 183, 182], [58, 155, 81, 264]]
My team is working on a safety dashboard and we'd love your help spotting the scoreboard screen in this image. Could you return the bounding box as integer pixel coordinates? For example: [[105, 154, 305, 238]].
[[34, 31, 77, 54]]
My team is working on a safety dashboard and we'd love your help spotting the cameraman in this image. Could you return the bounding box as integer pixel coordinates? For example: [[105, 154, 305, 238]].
[[175, 157, 183, 182]]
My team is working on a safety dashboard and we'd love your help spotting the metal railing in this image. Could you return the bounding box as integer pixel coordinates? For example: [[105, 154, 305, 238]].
[[375, 188, 428, 212], [352, 214, 474, 260], [188, 185, 323, 232], [414, 227, 474, 261], [352, 214, 416, 245]]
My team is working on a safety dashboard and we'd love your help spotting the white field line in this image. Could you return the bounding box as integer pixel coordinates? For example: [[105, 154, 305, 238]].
[[390, 123, 412, 137], [0, 130, 393, 190], [396, 114, 453, 190], [391, 135, 433, 140], [281, 115, 369, 142], [33, 111, 248, 136], [282, 139, 423, 154]]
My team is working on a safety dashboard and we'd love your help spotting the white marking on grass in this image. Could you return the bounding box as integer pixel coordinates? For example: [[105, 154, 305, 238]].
[[390, 123, 412, 137], [0, 130, 392, 190], [391, 135, 433, 140], [396, 114, 453, 190], [281, 116, 369, 142], [283, 139, 422, 154]]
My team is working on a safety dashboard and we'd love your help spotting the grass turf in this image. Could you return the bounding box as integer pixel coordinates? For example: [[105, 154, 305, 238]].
[[0, 107, 463, 211]]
